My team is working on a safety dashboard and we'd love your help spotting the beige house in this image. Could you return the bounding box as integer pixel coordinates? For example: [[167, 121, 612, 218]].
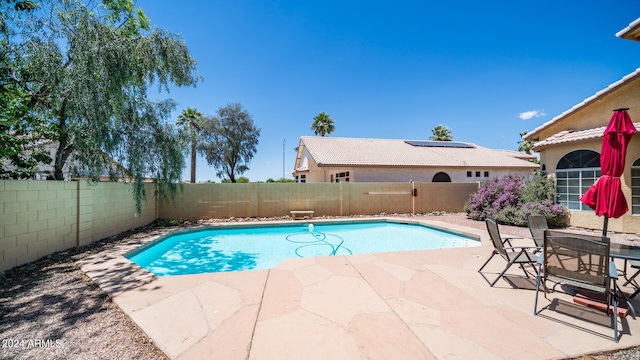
[[292, 136, 538, 183], [523, 69, 640, 234]]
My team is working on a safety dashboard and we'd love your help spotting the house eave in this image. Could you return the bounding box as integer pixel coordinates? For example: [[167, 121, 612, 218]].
[[616, 17, 640, 41], [523, 68, 640, 141]]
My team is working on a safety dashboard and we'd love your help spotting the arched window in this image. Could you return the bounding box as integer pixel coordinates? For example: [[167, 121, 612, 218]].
[[432, 172, 451, 182], [556, 150, 600, 169], [632, 158, 640, 215], [555, 150, 601, 211]]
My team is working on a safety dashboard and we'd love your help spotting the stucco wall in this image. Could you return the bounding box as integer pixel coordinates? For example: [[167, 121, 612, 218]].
[[0, 180, 155, 272], [296, 162, 534, 184], [352, 167, 534, 183]]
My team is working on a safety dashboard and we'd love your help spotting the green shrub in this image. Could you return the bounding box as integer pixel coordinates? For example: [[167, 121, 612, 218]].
[[521, 174, 555, 203], [155, 218, 182, 227]]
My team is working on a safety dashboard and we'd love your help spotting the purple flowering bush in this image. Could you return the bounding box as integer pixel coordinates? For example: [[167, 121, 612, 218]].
[[464, 174, 524, 220], [464, 174, 569, 227]]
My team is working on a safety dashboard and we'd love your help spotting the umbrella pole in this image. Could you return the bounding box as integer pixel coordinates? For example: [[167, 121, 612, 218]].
[[603, 215, 609, 237]]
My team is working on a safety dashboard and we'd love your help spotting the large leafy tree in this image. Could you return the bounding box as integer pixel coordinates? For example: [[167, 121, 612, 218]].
[[0, 87, 52, 179], [177, 107, 203, 183], [2, 0, 199, 212], [310, 112, 335, 137], [0, 0, 49, 179], [429, 124, 454, 141], [199, 103, 260, 183]]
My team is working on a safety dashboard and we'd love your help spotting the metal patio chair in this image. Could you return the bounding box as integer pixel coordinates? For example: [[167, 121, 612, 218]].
[[534, 229, 622, 342], [527, 213, 548, 249], [478, 218, 539, 286]]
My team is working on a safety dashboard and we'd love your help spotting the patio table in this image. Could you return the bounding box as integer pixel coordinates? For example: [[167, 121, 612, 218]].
[[610, 243, 640, 299]]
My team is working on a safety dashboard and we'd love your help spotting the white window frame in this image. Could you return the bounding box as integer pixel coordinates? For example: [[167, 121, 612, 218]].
[[555, 149, 601, 211], [555, 168, 601, 211], [632, 158, 640, 215]]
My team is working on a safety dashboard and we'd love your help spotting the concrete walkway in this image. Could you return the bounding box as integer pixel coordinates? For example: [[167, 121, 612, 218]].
[[78, 219, 640, 360]]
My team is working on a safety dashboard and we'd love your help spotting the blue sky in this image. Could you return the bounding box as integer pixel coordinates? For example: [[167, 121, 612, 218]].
[[138, 1, 640, 182]]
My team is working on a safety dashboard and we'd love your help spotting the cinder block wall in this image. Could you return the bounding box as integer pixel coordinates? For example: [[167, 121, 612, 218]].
[[258, 183, 342, 217], [159, 182, 479, 220], [1, 180, 77, 271], [78, 182, 156, 245], [158, 183, 253, 219], [0, 180, 155, 271], [416, 183, 480, 213], [158, 183, 346, 219], [348, 183, 413, 215]]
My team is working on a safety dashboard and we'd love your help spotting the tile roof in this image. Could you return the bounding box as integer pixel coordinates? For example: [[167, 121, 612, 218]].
[[524, 68, 640, 140], [299, 136, 539, 168], [616, 17, 640, 41], [532, 122, 640, 151]]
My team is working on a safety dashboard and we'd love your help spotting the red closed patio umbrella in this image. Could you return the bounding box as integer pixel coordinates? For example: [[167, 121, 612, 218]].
[[580, 108, 637, 235]]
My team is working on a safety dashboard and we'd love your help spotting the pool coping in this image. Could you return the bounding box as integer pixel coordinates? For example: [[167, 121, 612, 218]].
[[77, 217, 640, 359]]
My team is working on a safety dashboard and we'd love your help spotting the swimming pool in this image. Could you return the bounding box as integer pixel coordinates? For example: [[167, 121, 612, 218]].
[[126, 220, 480, 276]]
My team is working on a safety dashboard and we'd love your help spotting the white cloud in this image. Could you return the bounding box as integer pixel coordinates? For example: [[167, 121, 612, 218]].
[[518, 109, 546, 120]]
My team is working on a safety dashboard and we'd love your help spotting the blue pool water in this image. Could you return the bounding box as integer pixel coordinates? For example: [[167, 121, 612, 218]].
[[126, 221, 480, 276]]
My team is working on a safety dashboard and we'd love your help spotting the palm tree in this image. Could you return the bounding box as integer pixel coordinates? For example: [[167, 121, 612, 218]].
[[518, 130, 535, 155], [177, 107, 203, 183], [429, 124, 454, 141], [310, 112, 335, 137]]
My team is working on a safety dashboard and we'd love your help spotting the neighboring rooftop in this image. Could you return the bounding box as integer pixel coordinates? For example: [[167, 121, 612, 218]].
[[299, 136, 539, 168]]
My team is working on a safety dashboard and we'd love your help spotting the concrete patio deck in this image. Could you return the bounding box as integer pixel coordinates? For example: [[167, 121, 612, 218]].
[[78, 218, 640, 360]]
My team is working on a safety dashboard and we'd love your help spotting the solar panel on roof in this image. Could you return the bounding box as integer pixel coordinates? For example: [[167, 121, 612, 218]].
[[404, 140, 475, 148]]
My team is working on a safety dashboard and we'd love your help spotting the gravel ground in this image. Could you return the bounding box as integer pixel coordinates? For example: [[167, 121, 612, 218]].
[[1, 212, 639, 360], [0, 224, 169, 360]]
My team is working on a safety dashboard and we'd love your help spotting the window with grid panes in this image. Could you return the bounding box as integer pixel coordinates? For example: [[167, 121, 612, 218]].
[[555, 150, 600, 211], [632, 158, 640, 215], [335, 171, 349, 182]]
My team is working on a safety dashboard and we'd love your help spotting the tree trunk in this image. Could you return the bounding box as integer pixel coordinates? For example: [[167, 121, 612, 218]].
[[54, 117, 70, 180], [54, 143, 66, 180], [190, 140, 196, 183]]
